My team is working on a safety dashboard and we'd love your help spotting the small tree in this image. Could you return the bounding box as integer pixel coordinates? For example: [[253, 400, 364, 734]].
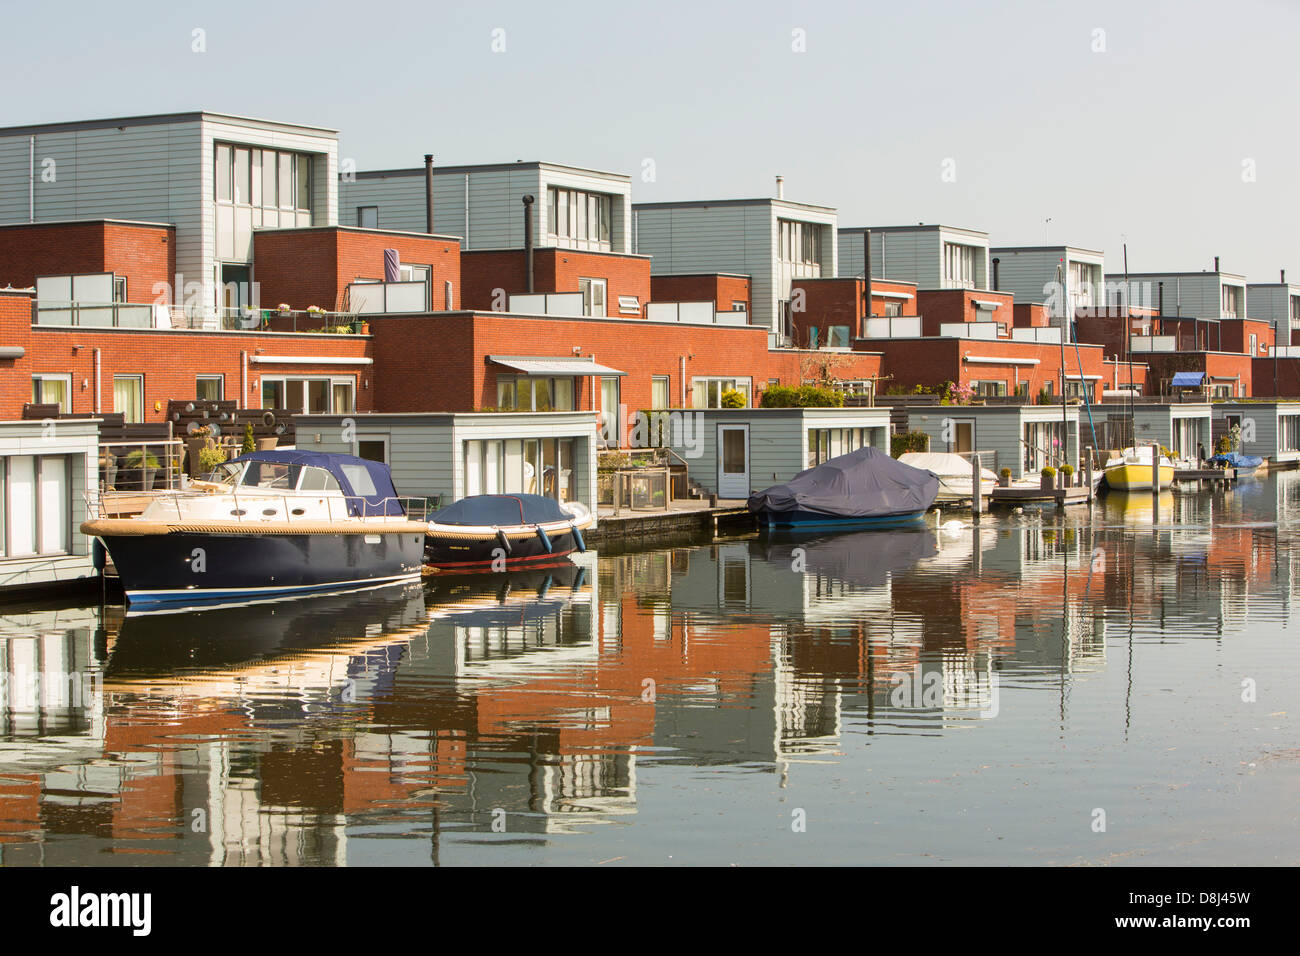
[[242, 422, 256, 455]]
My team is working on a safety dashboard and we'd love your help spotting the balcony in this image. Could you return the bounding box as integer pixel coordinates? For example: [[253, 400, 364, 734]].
[[32, 300, 370, 334]]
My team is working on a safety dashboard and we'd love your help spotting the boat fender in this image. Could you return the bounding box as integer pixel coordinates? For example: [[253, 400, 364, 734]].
[[570, 522, 586, 553], [91, 538, 106, 572], [495, 528, 512, 554], [536, 525, 553, 553]]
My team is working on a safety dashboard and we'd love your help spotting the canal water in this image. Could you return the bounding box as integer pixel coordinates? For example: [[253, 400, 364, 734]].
[[2, 474, 1297, 866]]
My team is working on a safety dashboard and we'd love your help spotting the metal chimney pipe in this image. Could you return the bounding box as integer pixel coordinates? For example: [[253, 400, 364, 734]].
[[863, 230, 873, 327], [522, 194, 536, 293], [1158, 281, 1163, 317], [1282, 268, 1287, 284], [991, 257, 999, 291], [1214, 255, 1220, 272], [424, 154, 434, 234], [775, 175, 784, 200]]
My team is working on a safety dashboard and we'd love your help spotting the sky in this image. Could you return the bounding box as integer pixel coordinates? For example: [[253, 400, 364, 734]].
[[4, 0, 1298, 280]]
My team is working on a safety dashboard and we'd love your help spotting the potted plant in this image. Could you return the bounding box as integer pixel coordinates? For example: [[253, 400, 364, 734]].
[[126, 449, 161, 491], [999, 467, 1012, 488], [1040, 465, 1056, 492], [277, 303, 292, 317], [197, 443, 228, 477], [187, 424, 213, 476], [242, 422, 256, 455], [1060, 463, 1075, 488]]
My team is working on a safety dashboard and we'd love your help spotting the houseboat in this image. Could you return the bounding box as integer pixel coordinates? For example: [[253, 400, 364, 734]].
[[81, 450, 427, 610]]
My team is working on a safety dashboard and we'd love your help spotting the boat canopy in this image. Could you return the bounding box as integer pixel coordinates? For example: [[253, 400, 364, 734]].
[[898, 452, 997, 482], [432, 493, 573, 527], [227, 450, 405, 516], [747, 447, 940, 518]]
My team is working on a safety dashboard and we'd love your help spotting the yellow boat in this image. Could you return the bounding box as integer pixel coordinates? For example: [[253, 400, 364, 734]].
[[1103, 447, 1175, 491]]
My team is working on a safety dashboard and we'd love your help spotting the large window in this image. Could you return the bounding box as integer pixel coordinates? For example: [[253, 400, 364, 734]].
[[547, 187, 612, 245], [2, 455, 70, 557], [691, 377, 752, 408], [1280, 415, 1300, 453], [1221, 284, 1243, 318], [261, 376, 355, 414], [972, 380, 1007, 397], [214, 143, 313, 216], [778, 219, 821, 265], [807, 428, 876, 467], [1024, 420, 1068, 472], [943, 242, 978, 288], [114, 375, 144, 423], [31, 375, 71, 413], [464, 438, 576, 502], [495, 376, 575, 412]]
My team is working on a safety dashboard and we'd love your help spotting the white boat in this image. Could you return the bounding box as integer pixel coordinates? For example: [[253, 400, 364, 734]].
[[898, 452, 997, 503], [1103, 446, 1175, 491]]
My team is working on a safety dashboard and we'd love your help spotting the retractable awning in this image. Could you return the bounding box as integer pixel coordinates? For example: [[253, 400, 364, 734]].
[[488, 355, 626, 376], [1171, 372, 1205, 387]]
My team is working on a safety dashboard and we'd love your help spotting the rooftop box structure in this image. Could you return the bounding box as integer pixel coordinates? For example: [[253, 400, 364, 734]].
[[839, 224, 991, 292]]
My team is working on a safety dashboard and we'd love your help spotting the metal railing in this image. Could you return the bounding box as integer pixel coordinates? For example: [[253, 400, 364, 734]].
[[98, 439, 184, 492], [88, 491, 429, 523], [32, 301, 366, 334]]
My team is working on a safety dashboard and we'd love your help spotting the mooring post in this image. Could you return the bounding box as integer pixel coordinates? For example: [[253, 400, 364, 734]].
[[1084, 446, 1093, 502], [1151, 440, 1160, 523], [971, 453, 982, 523]]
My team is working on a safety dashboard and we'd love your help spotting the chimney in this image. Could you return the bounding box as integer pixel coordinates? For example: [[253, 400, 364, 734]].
[[522, 195, 535, 294], [1283, 269, 1287, 284], [775, 175, 784, 200], [862, 230, 873, 328], [991, 257, 1000, 291], [1214, 255, 1220, 272], [424, 154, 434, 234], [1158, 281, 1164, 317]]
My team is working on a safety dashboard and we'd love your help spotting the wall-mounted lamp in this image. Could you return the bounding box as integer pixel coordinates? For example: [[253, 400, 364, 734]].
[[81, 378, 88, 390], [363, 379, 369, 389], [572, 346, 582, 355]]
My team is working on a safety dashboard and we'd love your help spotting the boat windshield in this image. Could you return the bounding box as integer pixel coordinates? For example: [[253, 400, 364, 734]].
[[241, 461, 302, 490], [208, 461, 244, 486]]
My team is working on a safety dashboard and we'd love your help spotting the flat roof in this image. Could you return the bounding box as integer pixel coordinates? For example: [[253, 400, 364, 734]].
[[839, 224, 989, 239], [651, 272, 752, 279], [255, 224, 463, 243], [0, 110, 337, 136], [1104, 270, 1247, 282], [352, 160, 630, 182], [0, 217, 174, 230], [633, 197, 836, 214], [989, 244, 1105, 258]]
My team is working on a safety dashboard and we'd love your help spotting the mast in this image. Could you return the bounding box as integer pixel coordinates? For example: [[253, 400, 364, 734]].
[[1123, 242, 1133, 449]]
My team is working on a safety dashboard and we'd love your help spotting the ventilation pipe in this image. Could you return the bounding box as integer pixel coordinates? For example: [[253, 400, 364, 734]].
[[991, 257, 1000, 291], [1214, 255, 1220, 273], [522, 195, 535, 293], [863, 230, 873, 326], [424, 154, 434, 234], [1282, 269, 1287, 284], [775, 175, 784, 200], [1158, 281, 1164, 317]]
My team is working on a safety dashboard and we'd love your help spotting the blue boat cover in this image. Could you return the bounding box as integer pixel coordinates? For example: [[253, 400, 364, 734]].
[[1208, 452, 1264, 469], [432, 493, 572, 526], [1171, 371, 1205, 386], [747, 447, 940, 518], [228, 450, 406, 516]]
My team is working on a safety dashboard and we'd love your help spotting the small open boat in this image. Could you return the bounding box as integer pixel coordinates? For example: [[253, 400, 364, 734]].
[[898, 452, 997, 503], [1103, 446, 1175, 491], [748, 447, 939, 531], [424, 494, 594, 571]]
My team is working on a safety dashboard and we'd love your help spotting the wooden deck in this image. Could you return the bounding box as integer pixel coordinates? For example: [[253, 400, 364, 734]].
[[989, 485, 1094, 506]]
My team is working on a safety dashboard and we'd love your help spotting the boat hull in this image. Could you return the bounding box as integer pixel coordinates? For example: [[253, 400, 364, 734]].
[[1104, 464, 1175, 491], [95, 529, 425, 610], [755, 508, 928, 531], [424, 527, 582, 571]]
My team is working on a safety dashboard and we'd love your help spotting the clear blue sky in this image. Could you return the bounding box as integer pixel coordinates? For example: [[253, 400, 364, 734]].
[[5, 0, 1297, 280]]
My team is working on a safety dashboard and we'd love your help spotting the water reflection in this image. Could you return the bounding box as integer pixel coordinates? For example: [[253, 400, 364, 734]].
[[1, 475, 1298, 864]]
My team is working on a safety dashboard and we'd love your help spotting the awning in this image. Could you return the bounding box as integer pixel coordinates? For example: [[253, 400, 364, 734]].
[[972, 299, 1002, 310], [1171, 371, 1204, 386], [488, 355, 626, 377]]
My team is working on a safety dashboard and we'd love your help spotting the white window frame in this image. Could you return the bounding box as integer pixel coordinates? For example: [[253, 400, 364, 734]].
[[260, 376, 356, 414], [196, 375, 224, 401], [31, 374, 72, 413], [113, 374, 144, 423], [579, 277, 607, 317]]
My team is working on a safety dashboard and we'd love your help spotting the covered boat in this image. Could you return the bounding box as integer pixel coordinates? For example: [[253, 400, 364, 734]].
[[425, 494, 593, 571], [1103, 446, 1174, 491], [81, 450, 427, 610], [1208, 451, 1265, 471], [747, 447, 939, 530], [898, 451, 997, 503]]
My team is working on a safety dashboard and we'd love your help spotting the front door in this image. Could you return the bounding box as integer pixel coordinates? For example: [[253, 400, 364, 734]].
[[950, 419, 974, 454], [717, 424, 749, 498]]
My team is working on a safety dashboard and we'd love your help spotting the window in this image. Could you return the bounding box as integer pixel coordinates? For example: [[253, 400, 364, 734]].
[[464, 437, 576, 502], [600, 377, 620, 446], [618, 295, 640, 315], [971, 380, 1007, 397], [356, 438, 388, 464], [943, 242, 978, 288], [1249, 333, 1258, 355], [215, 144, 232, 202], [579, 277, 607, 317], [357, 206, 379, 229], [651, 376, 671, 409], [1280, 415, 1300, 452], [1290, 295, 1300, 326], [399, 263, 432, 309], [196, 376, 224, 401], [1221, 284, 1243, 318], [113, 276, 127, 303], [778, 219, 821, 265], [807, 428, 875, 466], [215, 143, 312, 213], [691, 377, 752, 408], [732, 300, 747, 312], [495, 376, 575, 412], [339, 463, 378, 497], [31, 375, 71, 413], [114, 375, 144, 423], [299, 466, 342, 493], [1024, 420, 1068, 472], [261, 377, 355, 414], [546, 186, 612, 245], [2, 455, 71, 557]]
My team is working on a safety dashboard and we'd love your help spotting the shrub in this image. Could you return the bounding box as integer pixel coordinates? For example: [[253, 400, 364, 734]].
[[760, 384, 844, 408], [1060, 464, 1075, 477], [198, 444, 228, 474], [999, 467, 1012, 479], [719, 388, 747, 408], [125, 449, 160, 470], [891, 430, 930, 458], [1215, 434, 1232, 454], [242, 422, 256, 455], [1041, 465, 1056, 479]]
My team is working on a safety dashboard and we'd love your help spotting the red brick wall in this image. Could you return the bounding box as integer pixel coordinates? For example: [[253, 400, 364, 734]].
[[1219, 318, 1274, 356], [0, 288, 374, 420], [253, 227, 461, 313], [1013, 303, 1049, 328], [461, 249, 651, 317], [1253, 357, 1300, 397], [368, 311, 882, 414], [650, 274, 751, 314], [917, 290, 1014, 337], [1143, 352, 1253, 397], [878, 337, 1108, 403], [788, 277, 921, 347], [0, 221, 174, 303]]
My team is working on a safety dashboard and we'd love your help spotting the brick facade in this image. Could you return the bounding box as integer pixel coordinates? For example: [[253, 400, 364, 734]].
[[460, 248, 652, 318], [0, 220, 175, 304], [916, 289, 1014, 337], [788, 277, 919, 347], [650, 274, 751, 314]]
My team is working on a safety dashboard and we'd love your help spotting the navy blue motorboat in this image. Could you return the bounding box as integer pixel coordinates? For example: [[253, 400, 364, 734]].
[[425, 494, 594, 571], [748, 447, 939, 531], [82, 450, 428, 610]]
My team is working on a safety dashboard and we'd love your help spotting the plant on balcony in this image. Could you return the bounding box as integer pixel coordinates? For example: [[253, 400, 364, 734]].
[[277, 303, 292, 316], [760, 384, 844, 408], [719, 388, 746, 408]]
